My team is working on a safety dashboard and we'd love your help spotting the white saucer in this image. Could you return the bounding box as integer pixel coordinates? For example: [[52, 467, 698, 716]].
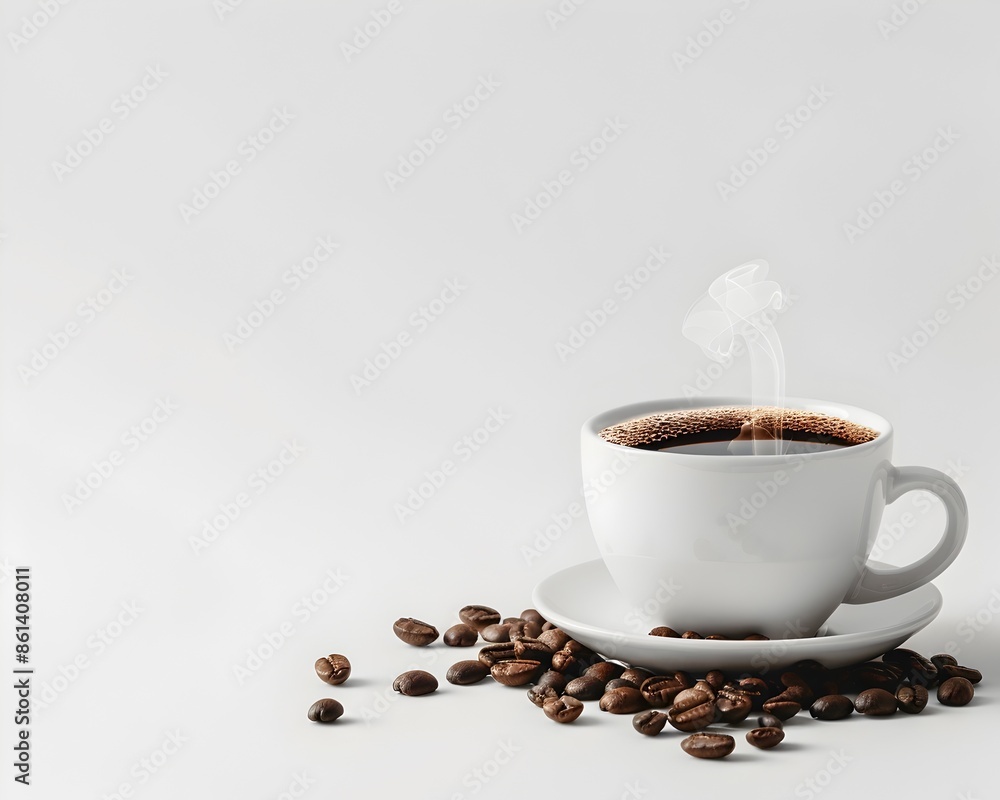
[[532, 559, 942, 673]]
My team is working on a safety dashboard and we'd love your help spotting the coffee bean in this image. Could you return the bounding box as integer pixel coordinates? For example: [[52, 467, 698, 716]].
[[481, 623, 512, 643], [746, 727, 784, 749], [757, 713, 784, 730], [534, 670, 568, 695], [550, 648, 578, 675], [705, 634, 727, 640], [848, 661, 903, 692], [648, 626, 680, 637], [520, 608, 545, 625], [704, 670, 727, 691], [527, 686, 560, 707], [478, 642, 517, 667], [692, 680, 716, 700], [620, 668, 655, 688], [738, 677, 769, 710], [459, 605, 501, 631], [513, 638, 555, 665], [541, 621, 557, 631], [939, 664, 982, 685], [446, 660, 489, 686], [443, 624, 478, 647], [564, 640, 601, 665], [762, 697, 801, 720], [681, 631, 703, 639], [315, 654, 351, 685], [667, 687, 717, 732], [716, 687, 752, 723], [599, 686, 647, 714], [393, 618, 439, 647], [882, 648, 938, 687], [537, 629, 571, 651], [585, 661, 623, 683], [937, 676, 974, 706], [744, 633, 770, 640], [640, 674, 689, 708], [604, 678, 634, 692], [855, 688, 897, 716], [542, 696, 584, 723], [809, 694, 854, 720], [777, 684, 814, 706], [931, 653, 958, 670], [680, 733, 735, 759], [502, 616, 521, 625], [508, 619, 541, 641], [393, 670, 438, 696], [896, 684, 929, 714], [564, 675, 605, 701], [632, 710, 668, 736], [491, 660, 541, 687], [307, 698, 344, 723]]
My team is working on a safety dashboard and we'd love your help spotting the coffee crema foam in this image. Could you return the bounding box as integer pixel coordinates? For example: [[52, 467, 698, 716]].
[[599, 406, 880, 449]]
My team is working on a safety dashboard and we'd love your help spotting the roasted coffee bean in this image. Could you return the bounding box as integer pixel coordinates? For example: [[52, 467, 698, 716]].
[[393, 617, 439, 647], [491, 660, 541, 687], [620, 668, 655, 688], [393, 670, 438, 696], [443, 624, 478, 647], [604, 679, 634, 692], [896, 684, 929, 714], [542, 696, 584, 723], [746, 727, 784, 749], [855, 688, 897, 716], [810, 694, 854, 720], [849, 661, 903, 692], [761, 698, 801, 720], [520, 608, 545, 625], [307, 698, 344, 723], [882, 648, 938, 687], [446, 660, 489, 686], [564, 675, 605, 701], [478, 642, 517, 666], [705, 634, 727, 640], [667, 687, 717, 732], [315, 654, 351, 685], [509, 619, 542, 641], [692, 680, 716, 700], [537, 629, 571, 651], [513, 638, 554, 665], [937, 676, 974, 706], [459, 605, 501, 631], [716, 687, 752, 723], [681, 630, 703, 639], [540, 621, 557, 631], [633, 709, 668, 736], [931, 653, 958, 670], [535, 670, 568, 694], [680, 733, 735, 759], [481, 623, 512, 643], [502, 617, 521, 625], [757, 713, 784, 730], [777, 684, 815, 706], [640, 674, 689, 708], [648, 626, 680, 637], [738, 677, 769, 710], [585, 661, 623, 683], [939, 664, 982, 685], [704, 670, 727, 691], [550, 648, 578, 675], [527, 685, 560, 707], [744, 633, 769, 640], [599, 687, 647, 714]]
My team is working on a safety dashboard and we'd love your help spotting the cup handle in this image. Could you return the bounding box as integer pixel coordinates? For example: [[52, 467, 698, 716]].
[[845, 465, 968, 604]]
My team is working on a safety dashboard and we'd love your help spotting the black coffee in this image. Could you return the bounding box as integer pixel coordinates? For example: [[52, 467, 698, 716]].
[[600, 405, 879, 455]]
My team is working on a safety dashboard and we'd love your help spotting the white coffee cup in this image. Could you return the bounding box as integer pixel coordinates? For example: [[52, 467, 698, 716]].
[[581, 397, 968, 639]]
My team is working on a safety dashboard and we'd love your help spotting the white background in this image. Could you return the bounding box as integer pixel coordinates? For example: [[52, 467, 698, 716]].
[[2, 1, 998, 798]]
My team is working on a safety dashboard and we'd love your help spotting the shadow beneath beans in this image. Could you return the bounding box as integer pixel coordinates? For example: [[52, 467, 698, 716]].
[[565, 716, 602, 726], [338, 678, 377, 688], [771, 741, 806, 752]]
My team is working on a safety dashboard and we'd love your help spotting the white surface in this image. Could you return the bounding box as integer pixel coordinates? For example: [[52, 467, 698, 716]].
[[2, 2, 999, 798], [533, 559, 942, 672]]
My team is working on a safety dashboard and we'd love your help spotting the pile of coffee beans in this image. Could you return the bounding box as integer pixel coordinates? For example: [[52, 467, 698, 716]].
[[308, 606, 982, 761]]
